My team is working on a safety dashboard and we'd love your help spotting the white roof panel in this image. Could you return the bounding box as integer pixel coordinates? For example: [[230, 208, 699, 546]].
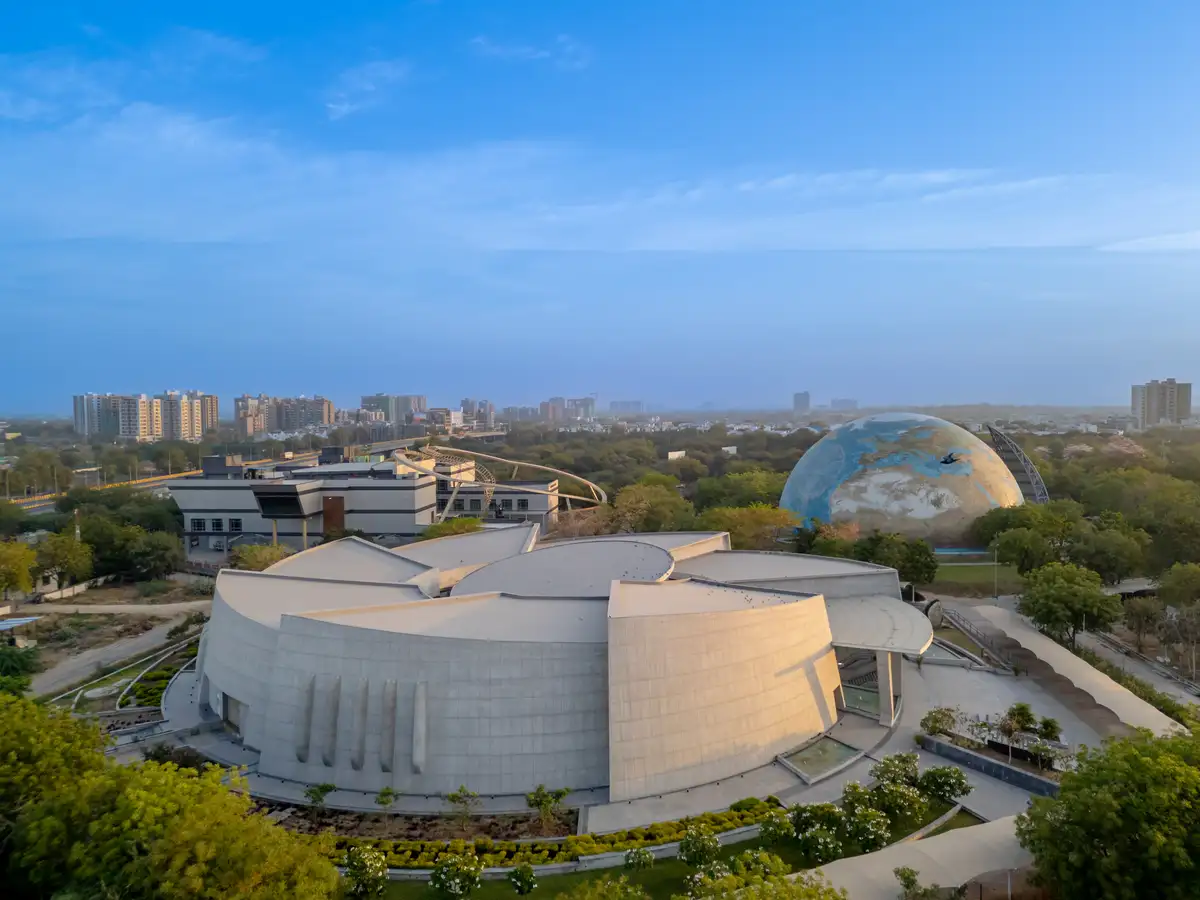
[[454, 540, 674, 598], [215, 569, 428, 628], [267, 537, 432, 584], [393, 523, 539, 570], [609, 578, 817, 618], [824, 595, 934, 653], [675, 550, 891, 581], [301, 594, 608, 643]]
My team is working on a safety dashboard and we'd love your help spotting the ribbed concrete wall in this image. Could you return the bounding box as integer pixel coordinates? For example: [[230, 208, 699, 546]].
[[607, 594, 841, 802], [201, 593, 280, 750], [252, 616, 610, 794]]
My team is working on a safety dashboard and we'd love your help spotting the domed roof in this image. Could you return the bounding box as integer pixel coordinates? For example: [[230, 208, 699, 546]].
[[780, 412, 1023, 544]]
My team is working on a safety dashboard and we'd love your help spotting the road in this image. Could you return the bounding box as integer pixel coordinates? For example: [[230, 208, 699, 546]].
[[31, 616, 190, 697], [33, 600, 212, 616]]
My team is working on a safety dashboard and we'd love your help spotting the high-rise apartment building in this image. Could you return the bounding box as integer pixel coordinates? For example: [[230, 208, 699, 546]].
[[361, 394, 425, 422], [1132, 379, 1193, 430], [73, 394, 102, 438], [793, 392, 811, 415], [567, 397, 596, 420], [157, 391, 203, 442], [116, 394, 162, 442], [191, 392, 219, 434]]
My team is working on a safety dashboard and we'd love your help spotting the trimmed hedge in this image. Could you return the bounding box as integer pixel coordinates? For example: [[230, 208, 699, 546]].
[[329, 806, 777, 869]]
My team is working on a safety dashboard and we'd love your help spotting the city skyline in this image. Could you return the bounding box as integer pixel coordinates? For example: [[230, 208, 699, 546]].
[[6, 3, 1200, 411]]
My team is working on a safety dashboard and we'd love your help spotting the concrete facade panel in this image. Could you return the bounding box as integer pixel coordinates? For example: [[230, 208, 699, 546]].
[[607, 595, 841, 802]]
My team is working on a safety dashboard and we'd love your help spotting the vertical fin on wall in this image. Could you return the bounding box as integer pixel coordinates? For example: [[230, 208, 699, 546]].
[[351, 678, 369, 771], [321, 675, 342, 767], [380, 679, 397, 773], [412, 681, 427, 774], [295, 675, 315, 763]]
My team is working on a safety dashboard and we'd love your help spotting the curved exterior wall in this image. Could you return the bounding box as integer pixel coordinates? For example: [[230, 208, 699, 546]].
[[200, 594, 282, 751], [607, 594, 841, 802], [209, 610, 609, 795]]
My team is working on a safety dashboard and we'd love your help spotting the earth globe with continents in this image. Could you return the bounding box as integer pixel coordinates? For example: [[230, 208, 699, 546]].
[[780, 412, 1024, 545]]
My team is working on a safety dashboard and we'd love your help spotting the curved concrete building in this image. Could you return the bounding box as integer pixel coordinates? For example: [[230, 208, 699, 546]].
[[192, 526, 932, 802]]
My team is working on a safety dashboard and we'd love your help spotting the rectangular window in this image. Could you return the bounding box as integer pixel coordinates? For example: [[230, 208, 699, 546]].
[[437, 499, 448, 510], [501, 499, 513, 510], [228, 518, 243, 534], [453, 498, 465, 511], [469, 499, 481, 511], [517, 498, 529, 511], [211, 518, 224, 533], [190, 518, 206, 532]]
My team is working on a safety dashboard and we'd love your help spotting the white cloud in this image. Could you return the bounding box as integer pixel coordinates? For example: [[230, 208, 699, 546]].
[[324, 59, 410, 120], [469, 35, 591, 71]]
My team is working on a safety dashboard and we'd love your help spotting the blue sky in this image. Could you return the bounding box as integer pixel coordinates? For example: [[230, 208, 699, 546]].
[[4, 1, 1200, 414]]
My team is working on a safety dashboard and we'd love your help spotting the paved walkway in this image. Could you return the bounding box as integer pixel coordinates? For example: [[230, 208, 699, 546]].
[[32, 616, 189, 697], [1076, 632, 1199, 705], [32, 600, 211, 616]]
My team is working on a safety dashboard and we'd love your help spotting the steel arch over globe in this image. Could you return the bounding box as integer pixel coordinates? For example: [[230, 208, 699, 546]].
[[780, 412, 1024, 544]]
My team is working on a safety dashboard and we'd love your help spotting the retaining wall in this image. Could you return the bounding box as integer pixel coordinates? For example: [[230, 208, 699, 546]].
[[917, 734, 1059, 797]]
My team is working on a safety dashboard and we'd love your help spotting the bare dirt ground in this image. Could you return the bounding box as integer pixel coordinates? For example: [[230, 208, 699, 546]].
[[29, 613, 162, 669], [261, 800, 577, 841], [50, 583, 204, 606]]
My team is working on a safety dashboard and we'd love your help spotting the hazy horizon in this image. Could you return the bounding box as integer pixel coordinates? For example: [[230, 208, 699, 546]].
[[5, 2, 1200, 412]]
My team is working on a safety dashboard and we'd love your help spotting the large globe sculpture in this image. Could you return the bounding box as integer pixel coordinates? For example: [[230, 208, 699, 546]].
[[780, 412, 1024, 544]]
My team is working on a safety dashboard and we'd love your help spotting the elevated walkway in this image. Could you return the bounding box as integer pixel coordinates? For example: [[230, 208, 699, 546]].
[[987, 426, 1049, 504]]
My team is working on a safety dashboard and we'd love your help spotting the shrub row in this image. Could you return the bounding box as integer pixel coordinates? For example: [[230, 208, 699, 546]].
[[328, 804, 780, 869]]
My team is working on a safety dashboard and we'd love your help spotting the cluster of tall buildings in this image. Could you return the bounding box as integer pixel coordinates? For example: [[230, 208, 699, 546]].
[[73, 391, 219, 442], [792, 392, 857, 415], [1131, 378, 1193, 431], [234, 395, 336, 438]]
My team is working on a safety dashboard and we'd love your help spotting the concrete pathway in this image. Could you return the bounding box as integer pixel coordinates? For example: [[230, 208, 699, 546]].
[[1075, 632, 1199, 705], [32, 616, 189, 697], [32, 600, 211, 616]]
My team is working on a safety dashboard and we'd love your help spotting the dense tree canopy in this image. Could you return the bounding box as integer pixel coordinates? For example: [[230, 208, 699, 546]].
[[1157, 562, 1200, 608], [1018, 562, 1123, 647], [420, 517, 484, 540], [1017, 729, 1200, 900], [697, 504, 797, 550], [34, 532, 93, 585], [1, 695, 340, 899], [0, 540, 37, 597]]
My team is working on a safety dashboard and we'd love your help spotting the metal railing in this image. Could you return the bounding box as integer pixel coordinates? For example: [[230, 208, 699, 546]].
[[987, 426, 1050, 503]]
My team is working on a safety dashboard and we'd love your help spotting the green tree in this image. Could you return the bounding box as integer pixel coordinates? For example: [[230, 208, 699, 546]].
[[420, 517, 484, 540], [447, 784, 480, 835], [130, 530, 185, 580], [375, 785, 397, 817], [230, 542, 295, 571], [1156, 562, 1200, 608], [992, 527, 1056, 575], [697, 504, 797, 550], [1016, 730, 1200, 900], [899, 538, 939, 585], [35, 532, 93, 586], [1124, 595, 1164, 652], [1018, 562, 1122, 647], [0, 695, 108, 853], [0, 500, 28, 538], [525, 783, 570, 835], [1037, 717, 1062, 741], [1067, 527, 1145, 585], [79, 515, 145, 579], [0, 539, 37, 599], [303, 782, 336, 822], [610, 483, 695, 532], [13, 761, 339, 899]]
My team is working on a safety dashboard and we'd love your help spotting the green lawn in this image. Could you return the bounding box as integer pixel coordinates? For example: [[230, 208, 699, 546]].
[[382, 802, 952, 900], [925, 809, 984, 838], [933, 626, 985, 659], [928, 563, 1023, 597]]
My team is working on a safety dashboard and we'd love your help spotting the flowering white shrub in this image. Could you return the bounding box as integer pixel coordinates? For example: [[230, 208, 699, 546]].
[[838, 781, 873, 816], [684, 862, 732, 899], [344, 845, 388, 898], [789, 802, 843, 836], [728, 850, 790, 881], [678, 825, 721, 868], [869, 752, 920, 787], [870, 781, 928, 825], [796, 826, 843, 865], [507, 862, 537, 895], [623, 847, 655, 871], [430, 853, 484, 900], [757, 808, 794, 845], [917, 766, 973, 804], [844, 806, 891, 853]]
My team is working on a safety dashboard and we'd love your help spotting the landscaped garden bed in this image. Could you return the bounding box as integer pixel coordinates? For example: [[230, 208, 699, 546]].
[[272, 804, 580, 842], [354, 752, 970, 900]]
